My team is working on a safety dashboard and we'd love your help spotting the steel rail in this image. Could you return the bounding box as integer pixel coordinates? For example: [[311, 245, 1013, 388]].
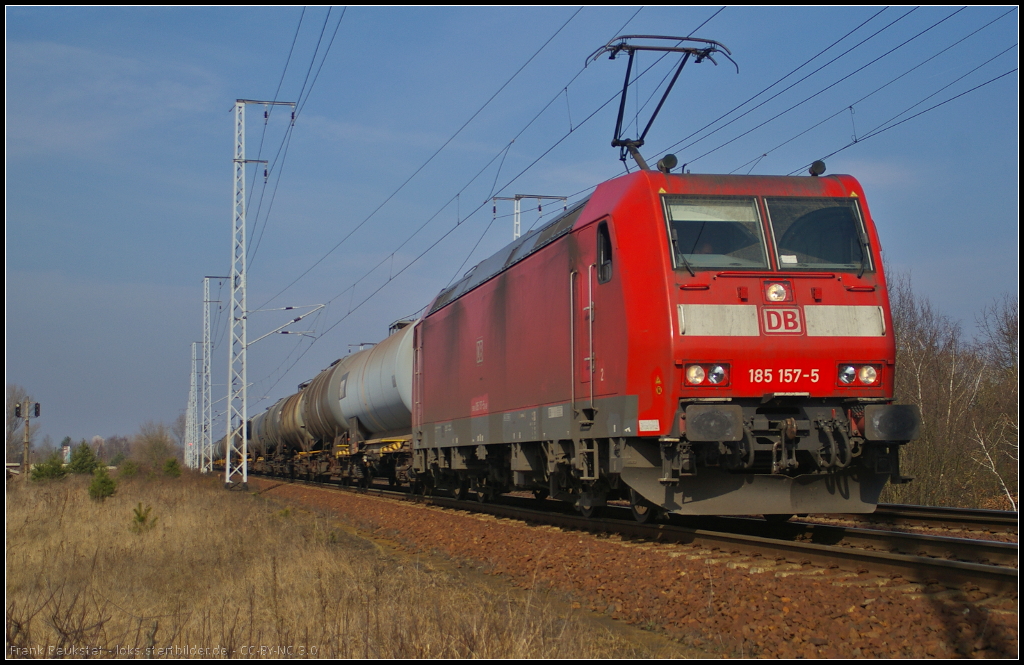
[[844, 503, 1018, 533], [687, 514, 1018, 567]]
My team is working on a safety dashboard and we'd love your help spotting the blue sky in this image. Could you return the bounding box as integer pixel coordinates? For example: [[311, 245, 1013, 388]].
[[6, 7, 1018, 446]]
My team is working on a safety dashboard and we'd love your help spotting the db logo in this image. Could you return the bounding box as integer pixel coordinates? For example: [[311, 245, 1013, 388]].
[[762, 307, 803, 334]]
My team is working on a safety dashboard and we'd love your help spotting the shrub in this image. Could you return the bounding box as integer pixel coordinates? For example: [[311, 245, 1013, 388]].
[[118, 459, 138, 478], [163, 458, 182, 478], [130, 503, 157, 533], [89, 466, 117, 501], [133, 422, 175, 470], [30, 452, 67, 481], [68, 441, 100, 474]]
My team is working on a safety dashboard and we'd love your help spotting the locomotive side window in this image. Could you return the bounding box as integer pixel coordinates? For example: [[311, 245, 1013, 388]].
[[765, 198, 871, 273], [597, 221, 613, 283], [662, 196, 768, 270]]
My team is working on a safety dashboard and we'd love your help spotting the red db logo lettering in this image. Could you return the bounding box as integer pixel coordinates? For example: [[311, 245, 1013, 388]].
[[762, 308, 802, 334]]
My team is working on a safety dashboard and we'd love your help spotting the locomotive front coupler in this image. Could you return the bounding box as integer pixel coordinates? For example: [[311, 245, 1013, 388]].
[[657, 437, 695, 485]]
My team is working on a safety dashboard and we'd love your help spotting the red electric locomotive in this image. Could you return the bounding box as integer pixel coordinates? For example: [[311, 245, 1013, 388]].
[[412, 167, 920, 518], [409, 34, 918, 519]]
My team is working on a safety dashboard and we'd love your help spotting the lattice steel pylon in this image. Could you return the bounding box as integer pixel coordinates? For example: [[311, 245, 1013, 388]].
[[225, 99, 294, 489], [202, 277, 225, 474], [187, 342, 198, 468]]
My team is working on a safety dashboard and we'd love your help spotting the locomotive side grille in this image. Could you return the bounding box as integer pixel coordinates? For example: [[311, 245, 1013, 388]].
[[678, 304, 759, 336], [804, 305, 885, 337]]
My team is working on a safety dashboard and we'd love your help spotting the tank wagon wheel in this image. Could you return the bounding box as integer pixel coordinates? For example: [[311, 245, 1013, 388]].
[[412, 477, 433, 497], [629, 489, 659, 524], [763, 514, 795, 524], [453, 479, 470, 501], [579, 503, 601, 519]]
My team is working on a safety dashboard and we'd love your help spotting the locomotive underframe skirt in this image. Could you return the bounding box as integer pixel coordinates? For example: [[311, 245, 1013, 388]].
[[415, 394, 909, 515], [620, 463, 888, 515]]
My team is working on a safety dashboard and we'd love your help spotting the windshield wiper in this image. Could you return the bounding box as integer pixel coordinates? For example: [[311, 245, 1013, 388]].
[[857, 231, 870, 278], [671, 227, 695, 276]]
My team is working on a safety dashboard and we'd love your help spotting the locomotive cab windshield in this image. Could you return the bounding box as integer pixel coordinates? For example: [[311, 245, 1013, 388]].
[[766, 197, 871, 273], [665, 196, 768, 270], [664, 194, 873, 273]]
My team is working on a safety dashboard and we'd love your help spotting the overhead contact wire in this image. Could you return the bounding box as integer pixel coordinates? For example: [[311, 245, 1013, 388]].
[[258, 7, 583, 312], [678, 7, 965, 168], [250, 8, 347, 272], [733, 10, 1017, 174], [792, 66, 1017, 174]]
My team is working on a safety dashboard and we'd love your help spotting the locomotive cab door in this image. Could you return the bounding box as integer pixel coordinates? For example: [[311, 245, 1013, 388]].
[[572, 218, 619, 412]]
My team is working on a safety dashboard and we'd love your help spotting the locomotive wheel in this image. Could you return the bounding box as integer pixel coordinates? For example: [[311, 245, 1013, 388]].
[[629, 489, 658, 524], [579, 504, 600, 519]]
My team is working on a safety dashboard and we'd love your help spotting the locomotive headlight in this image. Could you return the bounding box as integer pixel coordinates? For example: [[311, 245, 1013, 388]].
[[686, 365, 706, 385], [858, 365, 878, 384], [707, 365, 729, 385], [838, 365, 856, 384], [765, 283, 788, 302]]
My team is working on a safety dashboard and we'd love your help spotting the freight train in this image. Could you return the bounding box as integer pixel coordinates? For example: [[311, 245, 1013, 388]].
[[248, 164, 921, 521]]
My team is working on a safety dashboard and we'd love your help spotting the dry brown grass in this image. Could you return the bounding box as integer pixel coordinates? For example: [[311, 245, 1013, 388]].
[[6, 474, 671, 658]]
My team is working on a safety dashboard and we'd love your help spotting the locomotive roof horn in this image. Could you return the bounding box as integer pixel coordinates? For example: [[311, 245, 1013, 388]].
[[587, 35, 738, 172]]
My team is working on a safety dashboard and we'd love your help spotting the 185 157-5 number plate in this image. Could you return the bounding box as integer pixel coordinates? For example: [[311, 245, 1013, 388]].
[[746, 367, 820, 384]]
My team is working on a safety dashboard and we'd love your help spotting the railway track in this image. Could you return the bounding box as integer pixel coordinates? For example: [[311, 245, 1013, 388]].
[[253, 474, 1018, 596], [843, 503, 1018, 534]]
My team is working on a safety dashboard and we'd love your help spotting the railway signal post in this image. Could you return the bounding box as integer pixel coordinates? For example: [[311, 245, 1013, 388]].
[[15, 400, 40, 483]]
